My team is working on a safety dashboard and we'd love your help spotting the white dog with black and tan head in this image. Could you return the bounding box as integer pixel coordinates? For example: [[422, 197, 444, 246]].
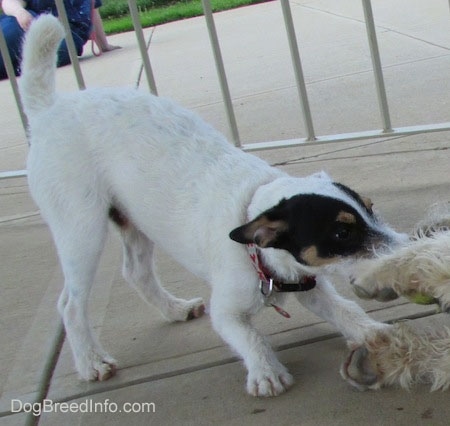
[[21, 16, 412, 397]]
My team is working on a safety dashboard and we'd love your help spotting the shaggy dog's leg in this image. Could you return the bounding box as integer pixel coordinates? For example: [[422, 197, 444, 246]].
[[351, 233, 450, 311], [352, 203, 450, 309], [341, 322, 450, 391], [296, 277, 450, 391], [119, 224, 205, 321]]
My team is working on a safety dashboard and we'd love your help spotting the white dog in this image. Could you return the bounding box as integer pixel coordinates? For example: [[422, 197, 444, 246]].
[[21, 16, 410, 397]]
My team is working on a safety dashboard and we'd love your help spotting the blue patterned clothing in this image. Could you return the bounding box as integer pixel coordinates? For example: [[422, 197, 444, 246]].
[[0, 0, 102, 79]]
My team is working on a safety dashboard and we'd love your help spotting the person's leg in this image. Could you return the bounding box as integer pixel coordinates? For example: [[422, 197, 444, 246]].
[[1, 14, 85, 78], [0, 14, 26, 79], [56, 32, 84, 67]]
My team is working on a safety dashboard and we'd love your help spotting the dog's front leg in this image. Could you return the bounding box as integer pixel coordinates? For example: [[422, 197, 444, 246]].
[[295, 276, 389, 345], [210, 278, 294, 397], [295, 276, 403, 390]]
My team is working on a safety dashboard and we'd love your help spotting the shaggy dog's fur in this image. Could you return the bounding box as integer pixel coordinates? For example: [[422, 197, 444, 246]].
[[20, 16, 439, 397], [344, 203, 450, 391], [352, 202, 450, 310]]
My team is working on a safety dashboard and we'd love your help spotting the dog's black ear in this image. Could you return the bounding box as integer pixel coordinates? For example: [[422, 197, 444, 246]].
[[229, 216, 288, 248]]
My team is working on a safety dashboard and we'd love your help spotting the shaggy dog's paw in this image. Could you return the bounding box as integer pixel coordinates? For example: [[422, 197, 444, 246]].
[[339, 323, 450, 392], [350, 261, 399, 302], [439, 299, 450, 314], [351, 278, 399, 302], [247, 365, 294, 397], [340, 346, 380, 391]]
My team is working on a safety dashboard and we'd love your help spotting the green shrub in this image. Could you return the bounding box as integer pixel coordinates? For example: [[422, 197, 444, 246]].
[[100, 0, 203, 19], [100, 0, 272, 33]]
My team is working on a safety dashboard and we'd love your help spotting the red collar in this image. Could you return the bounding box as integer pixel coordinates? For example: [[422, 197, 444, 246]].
[[247, 244, 316, 318], [247, 244, 316, 292]]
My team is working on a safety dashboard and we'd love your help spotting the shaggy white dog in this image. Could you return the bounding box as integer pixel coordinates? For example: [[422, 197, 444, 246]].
[[344, 203, 450, 391], [20, 15, 430, 397], [352, 202, 450, 310]]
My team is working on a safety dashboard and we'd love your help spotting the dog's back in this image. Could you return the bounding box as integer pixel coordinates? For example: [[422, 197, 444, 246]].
[[20, 15, 282, 277]]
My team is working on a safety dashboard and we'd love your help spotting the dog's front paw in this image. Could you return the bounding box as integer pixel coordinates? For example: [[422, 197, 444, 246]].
[[246, 365, 294, 397], [76, 351, 118, 382]]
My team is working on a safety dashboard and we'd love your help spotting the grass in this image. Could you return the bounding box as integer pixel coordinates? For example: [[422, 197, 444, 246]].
[[100, 0, 271, 34]]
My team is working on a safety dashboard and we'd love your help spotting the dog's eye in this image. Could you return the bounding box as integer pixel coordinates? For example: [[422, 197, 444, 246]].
[[334, 225, 351, 240]]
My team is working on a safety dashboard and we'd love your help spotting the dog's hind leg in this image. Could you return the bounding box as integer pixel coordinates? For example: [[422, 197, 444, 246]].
[[113, 215, 205, 321], [52, 212, 117, 381]]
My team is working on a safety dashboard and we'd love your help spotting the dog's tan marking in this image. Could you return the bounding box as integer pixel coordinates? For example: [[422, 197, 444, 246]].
[[361, 196, 373, 212], [300, 246, 338, 266], [243, 216, 288, 247], [336, 211, 356, 224]]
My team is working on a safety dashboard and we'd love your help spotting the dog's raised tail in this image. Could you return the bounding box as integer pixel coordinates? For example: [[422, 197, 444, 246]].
[[19, 15, 65, 118]]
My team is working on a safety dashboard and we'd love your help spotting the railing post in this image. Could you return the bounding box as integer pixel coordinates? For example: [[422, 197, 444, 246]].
[[201, 0, 241, 147], [128, 0, 158, 94], [361, 0, 392, 132], [55, 0, 86, 90], [279, 0, 316, 141], [0, 26, 28, 134]]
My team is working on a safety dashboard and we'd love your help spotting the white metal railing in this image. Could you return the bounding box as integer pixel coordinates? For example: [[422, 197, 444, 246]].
[[1, 0, 449, 180], [198, 0, 450, 152]]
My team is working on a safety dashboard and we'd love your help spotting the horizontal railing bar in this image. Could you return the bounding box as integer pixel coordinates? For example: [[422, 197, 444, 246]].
[[0, 169, 27, 179], [1, 122, 449, 179], [242, 122, 450, 152]]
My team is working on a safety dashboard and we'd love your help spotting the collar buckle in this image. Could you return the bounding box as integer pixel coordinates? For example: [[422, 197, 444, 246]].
[[259, 277, 274, 299], [248, 244, 316, 318]]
